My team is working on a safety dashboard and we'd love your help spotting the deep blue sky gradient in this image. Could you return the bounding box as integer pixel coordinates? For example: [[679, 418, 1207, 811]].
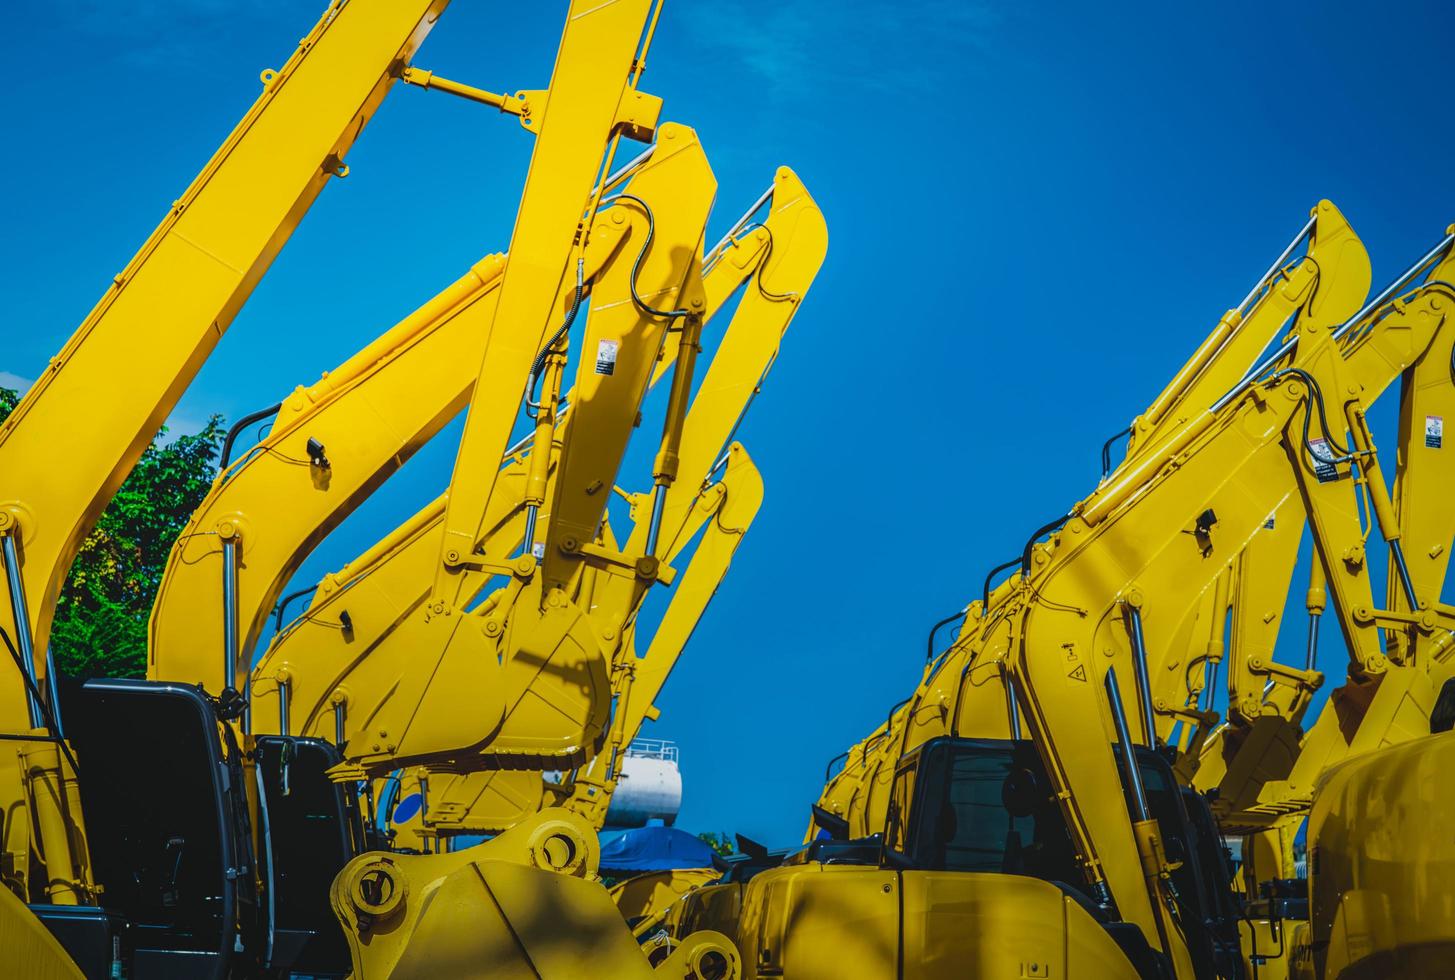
[[4, 2, 1455, 844]]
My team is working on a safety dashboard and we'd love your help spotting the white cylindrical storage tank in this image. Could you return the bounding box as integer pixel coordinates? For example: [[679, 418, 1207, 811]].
[[604, 739, 683, 828]]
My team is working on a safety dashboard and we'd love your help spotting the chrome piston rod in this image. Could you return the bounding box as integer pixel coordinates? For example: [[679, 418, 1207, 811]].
[[1212, 231, 1455, 415], [705, 182, 776, 270], [1002, 662, 1022, 740], [1234, 213, 1317, 317], [2, 533, 47, 730], [222, 537, 240, 693], [1124, 603, 1158, 747]]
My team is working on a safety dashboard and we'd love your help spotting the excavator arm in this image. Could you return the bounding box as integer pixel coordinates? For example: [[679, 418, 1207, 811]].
[[0, 0, 450, 730], [250, 170, 824, 780], [1195, 244, 1455, 846], [807, 203, 1370, 845], [799, 211, 1455, 977], [250, 131, 714, 775], [430, 0, 659, 601], [1003, 232, 1455, 973], [1122, 201, 1368, 461], [0, 1, 474, 914]]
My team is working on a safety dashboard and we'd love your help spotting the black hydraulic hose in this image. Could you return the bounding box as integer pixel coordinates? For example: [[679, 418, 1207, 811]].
[[1266, 367, 1357, 464], [926, 609, 968, 663], [982, 556, 1023, 611], [220, 401, 283, 469], [738, 222, 795, 302], [1101, 425, 1132, 478], [525, 259, 587, 419], [612, 193, 691, 322], [273, 584, 320, 633], [1022, 514, 1071, 577], [885, 695, 914, 740]]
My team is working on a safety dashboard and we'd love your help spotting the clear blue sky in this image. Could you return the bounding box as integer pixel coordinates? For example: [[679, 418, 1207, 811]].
[[4, 2, 1455, 845]]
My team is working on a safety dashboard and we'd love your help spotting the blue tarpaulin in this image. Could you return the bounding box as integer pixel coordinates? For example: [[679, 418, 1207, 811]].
[[599, 822, 716, 874]]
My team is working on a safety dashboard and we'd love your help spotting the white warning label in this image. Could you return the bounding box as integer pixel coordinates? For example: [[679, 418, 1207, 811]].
[[595, 338, 619, 376], [1263, 513, 1276, 530], [1309, 437, 1340, 483], [1427, 415, 1444, 449], [531, 541, 545, 559]]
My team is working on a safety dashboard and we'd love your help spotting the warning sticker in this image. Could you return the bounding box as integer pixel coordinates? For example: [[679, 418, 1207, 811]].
[[1308, 437, 1340, 483], [594, 338, 619, 376], [1067, 664, 1087, 682], [531, 541, 546, 559], [1263, 513, 1276, 530], [1427, 415, 1444, 450]]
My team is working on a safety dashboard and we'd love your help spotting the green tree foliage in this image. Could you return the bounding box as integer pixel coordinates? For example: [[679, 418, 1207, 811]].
[[0, 387, 223, 678], [696, 831, 736, 859]]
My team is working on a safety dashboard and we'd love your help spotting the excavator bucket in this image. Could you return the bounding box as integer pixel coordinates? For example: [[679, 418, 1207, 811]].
[[330, 810, 739, 979]]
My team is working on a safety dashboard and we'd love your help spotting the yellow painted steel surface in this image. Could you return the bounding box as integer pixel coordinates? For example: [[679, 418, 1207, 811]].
[[0, 0, 833, 974], [611, 866, 722, 923], [147, 252, 508, 690], [253, 170, 823, 795], [373, 169, 824, 842], [392, 443, 764, 844], [19, 1, 1455, 974], [432, 0, 655, 597], [0, 879, 83, 979], [1300, 731, 1455, 978], [680, 867, 1140, 979]]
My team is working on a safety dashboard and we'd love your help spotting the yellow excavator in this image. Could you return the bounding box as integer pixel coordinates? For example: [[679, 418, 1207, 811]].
[[0, 1, 802, 976], [242, 150, 822, 980], [656, 206, 1455, 979], [176, 158, 820, 976], [17, 4, 1448, 979], [366, 174, 826, 849]]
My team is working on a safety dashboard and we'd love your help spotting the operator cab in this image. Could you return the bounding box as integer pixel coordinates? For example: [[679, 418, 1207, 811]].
[[882, 737, 1245, 980], [44, 678, 362, 979]]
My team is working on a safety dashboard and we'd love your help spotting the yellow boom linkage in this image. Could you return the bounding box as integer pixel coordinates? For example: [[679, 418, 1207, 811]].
[[146, 251, 508, 692], [387, 171, 826, 842], [249, 124, 716, 776]]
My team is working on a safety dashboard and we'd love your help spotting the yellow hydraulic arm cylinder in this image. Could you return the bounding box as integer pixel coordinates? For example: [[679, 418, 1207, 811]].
[[1201, 252, 1455, 839], [1177, 239, 1455, 809], [1224, 502, 1315, 727], [432, 0, 657, 602], [0, 0, 449, 727], [256, 0, 664, 778], [535, 122, 715, 593], [805, 218, 1455, 974], [1385, 253, 1455, 622], [381, 165, 826, 857]]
